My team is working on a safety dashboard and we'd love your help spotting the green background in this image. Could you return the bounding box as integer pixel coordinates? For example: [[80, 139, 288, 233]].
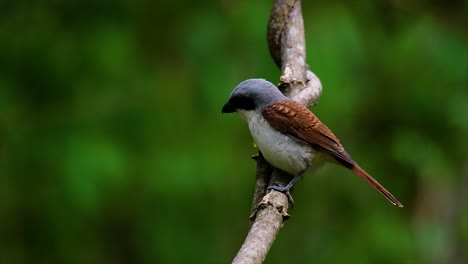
[[1, 1, 467, 263]]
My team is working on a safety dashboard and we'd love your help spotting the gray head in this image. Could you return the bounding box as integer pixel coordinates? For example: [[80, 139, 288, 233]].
[[221, 79, 288, 113]]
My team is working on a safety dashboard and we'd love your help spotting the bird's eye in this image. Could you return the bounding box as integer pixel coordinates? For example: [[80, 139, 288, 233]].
[[231, 95, 255, 111]]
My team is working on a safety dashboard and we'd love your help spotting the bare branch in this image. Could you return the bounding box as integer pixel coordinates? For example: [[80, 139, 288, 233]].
[[268, 0, 322, 106], [249, 152, 272, 222], [292, 69, 322, 107], [233, 0, 322, 263], [267, 0, 296, 69], [232, 192, 289, 264]]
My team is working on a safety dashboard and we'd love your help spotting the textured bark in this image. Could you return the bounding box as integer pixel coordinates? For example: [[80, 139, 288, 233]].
[[249, 153, 272, 222], [233, 191, 289, 264], [268, 0, 322, 107], [232, 0, 323, 263]]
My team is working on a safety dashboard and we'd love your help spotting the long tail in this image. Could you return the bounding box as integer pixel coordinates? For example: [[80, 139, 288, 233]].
[[351, 165, 404, 207]]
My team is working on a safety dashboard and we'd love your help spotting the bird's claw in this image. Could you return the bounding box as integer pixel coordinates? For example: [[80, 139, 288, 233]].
[[267, 184, 295, 208]]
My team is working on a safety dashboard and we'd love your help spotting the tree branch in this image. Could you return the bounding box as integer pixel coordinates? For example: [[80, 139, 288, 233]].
[[233, 191, 289, 264], [232, 0, 323, 263], [268, 0, 322, 107], [249, 152, 272, 222]]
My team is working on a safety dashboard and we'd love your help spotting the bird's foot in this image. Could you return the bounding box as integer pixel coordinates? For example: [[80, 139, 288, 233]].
[[267, 184, 295, 208]]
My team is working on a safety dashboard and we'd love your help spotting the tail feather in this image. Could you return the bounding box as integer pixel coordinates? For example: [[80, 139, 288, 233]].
[[351, 165, 404, 207]]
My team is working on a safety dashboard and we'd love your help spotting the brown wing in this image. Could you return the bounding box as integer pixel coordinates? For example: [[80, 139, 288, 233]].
[[261, 101, 355, 168], [262, 101, 404, 207]]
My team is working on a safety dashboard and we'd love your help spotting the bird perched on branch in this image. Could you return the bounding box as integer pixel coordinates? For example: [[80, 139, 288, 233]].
[[222, 79, 403, 207]]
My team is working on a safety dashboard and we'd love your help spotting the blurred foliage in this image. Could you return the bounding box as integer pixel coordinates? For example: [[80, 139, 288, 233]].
[[0, 0, 467, 264]]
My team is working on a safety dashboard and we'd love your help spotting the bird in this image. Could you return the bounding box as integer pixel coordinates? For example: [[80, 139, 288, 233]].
[[221, 78, 403, 207]]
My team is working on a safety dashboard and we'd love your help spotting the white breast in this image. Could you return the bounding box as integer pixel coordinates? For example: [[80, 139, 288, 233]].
[[239, 110, 323, 176]]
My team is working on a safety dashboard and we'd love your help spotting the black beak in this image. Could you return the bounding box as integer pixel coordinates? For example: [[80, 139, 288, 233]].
[[221, 101, 236, 113]]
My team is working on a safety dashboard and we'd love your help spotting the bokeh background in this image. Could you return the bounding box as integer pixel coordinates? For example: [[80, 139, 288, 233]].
[[1, 0, 467, 263]]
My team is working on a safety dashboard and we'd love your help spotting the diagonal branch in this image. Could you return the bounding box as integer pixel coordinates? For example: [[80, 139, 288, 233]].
[[232, 1, 323, 263]]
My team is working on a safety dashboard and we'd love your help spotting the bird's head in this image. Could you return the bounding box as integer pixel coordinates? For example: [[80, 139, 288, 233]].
[[221, 79, 287, 115]]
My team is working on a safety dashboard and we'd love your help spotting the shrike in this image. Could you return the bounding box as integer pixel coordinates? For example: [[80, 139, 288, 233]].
[[222, 79, 403, 207]]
